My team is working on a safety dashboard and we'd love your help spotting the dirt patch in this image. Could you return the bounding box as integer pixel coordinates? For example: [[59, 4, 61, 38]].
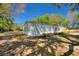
[[0, 35, 79, 56]]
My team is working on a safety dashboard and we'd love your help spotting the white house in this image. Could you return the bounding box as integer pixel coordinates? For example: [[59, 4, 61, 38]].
[[24, 22, 66, 36]]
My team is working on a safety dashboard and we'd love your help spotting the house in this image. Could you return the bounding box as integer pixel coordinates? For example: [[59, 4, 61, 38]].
[[24, 21, 66, 36]]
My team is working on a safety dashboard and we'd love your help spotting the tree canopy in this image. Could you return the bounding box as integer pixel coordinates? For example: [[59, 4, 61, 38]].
[[33, 14, 49, 24], [53, 3, 79, 12], [32, 14, 68, 27], [72, 13, 79, 28], [49, 14, 68, 26], [0, 3, 26, 16], [0, 4, 25, 32]]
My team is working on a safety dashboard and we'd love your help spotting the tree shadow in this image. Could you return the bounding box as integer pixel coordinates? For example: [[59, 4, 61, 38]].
[[27, 43, 56, 56], [0, 33, 79, 56], [57, 33, 79, 44], [0, 40, 37, 56], [0, 36, 12, 40], [25, 33, 79, 56], [62, 45, 74, 56], [69, 35, 79, 39], [27, 37, 74, 56], [56, 33, 79, 56]]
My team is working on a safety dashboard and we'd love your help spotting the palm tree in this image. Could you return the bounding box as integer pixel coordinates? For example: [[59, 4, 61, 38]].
[[52, 3, 79, 28], [72, 13, 79, 28], [53, 3, 79, 11]]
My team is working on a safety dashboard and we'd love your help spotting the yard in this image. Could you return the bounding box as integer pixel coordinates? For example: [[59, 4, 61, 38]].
[[0, 31, 79, 56]]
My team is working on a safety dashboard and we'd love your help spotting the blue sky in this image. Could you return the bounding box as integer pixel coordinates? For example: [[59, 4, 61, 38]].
[[14, 3, 70, 24]]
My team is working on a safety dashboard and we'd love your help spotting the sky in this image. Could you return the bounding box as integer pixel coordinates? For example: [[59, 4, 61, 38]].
[[14, 3, 70, 24]]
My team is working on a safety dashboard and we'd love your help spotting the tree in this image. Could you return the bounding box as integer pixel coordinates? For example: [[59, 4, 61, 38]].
[[13, 23, 23, 31], [53, 3, 79, 12], [0, 3, 26, 16], [0, 3, 26, 32], [32, 14, 49, 24], [0, 15, 15, 32], [52, 3, 79, 28], [71, 13, 79, 28], [49, 14, 68, 27], [32, 14, 68, 27]]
